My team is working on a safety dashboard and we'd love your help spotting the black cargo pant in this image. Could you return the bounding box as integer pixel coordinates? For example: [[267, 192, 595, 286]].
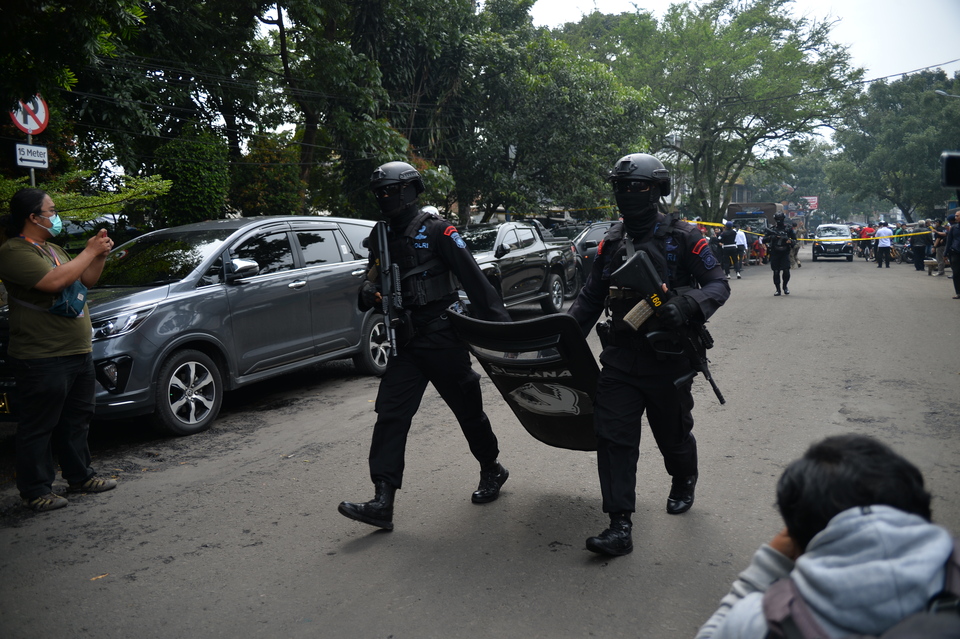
[[368, 343, 499, 489], [592, 361, 697, 514]]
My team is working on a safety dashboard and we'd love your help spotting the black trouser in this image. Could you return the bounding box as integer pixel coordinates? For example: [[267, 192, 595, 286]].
[[368, 344, 499, 489], [592, 363, 697, 514], [722, 247, 739, 275], [913, 245, 927, 270], [951, 253, 960, 295], [876, 246, 891, 267], [769, 251, 791, 290], [13, 353, 96, 499]]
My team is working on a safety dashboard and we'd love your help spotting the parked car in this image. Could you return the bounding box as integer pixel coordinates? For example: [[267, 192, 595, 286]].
[[812, 224, 855, 261], [571, 221, 616, 274], [458, 221, 579, 313], [61, 214, 143, 253], [0, 216, 387, 435]]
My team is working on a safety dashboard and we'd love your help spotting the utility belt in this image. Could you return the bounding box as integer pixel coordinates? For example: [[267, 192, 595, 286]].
[[392, 311, 453, 348], [413, 312, 452, 336]]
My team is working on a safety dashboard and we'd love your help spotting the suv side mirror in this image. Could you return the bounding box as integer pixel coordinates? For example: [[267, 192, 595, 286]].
[[495, 244, 511, 259], [226, 258, 260, 282]]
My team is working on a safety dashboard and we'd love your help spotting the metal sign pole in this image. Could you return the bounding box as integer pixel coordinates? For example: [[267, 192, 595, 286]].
[[27, 133, 35, 186]]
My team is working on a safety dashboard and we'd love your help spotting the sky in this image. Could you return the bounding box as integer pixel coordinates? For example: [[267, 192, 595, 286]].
[[529, 0, 960, 81]]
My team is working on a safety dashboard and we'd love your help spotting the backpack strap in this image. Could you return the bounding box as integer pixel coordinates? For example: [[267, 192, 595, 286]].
[[763, 578, 832, 639]]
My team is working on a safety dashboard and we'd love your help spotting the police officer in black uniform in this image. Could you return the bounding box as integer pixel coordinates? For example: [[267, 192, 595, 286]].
[[568, 153, 730, 556], [763, 211, 796, 296], [719, 221, 739, 279], [338, 161, 512, 531]]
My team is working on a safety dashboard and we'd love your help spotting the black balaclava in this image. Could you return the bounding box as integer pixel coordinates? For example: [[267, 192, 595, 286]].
[[376, 183, 419, 225], [616, 183, 661, 238]]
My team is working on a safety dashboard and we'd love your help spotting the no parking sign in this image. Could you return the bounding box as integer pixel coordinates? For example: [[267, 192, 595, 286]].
[[9, 95, 49, 135]]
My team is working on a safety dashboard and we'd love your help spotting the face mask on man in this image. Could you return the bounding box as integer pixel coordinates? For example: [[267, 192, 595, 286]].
[[375, 183, 418, 219], [35, 213, 63, 237], [614, 180, 660, 237]]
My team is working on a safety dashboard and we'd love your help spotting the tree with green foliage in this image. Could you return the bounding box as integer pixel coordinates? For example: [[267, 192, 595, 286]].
[[64, 0, 269, 179], [230, 134, 304, 216], [460, 30, 648, 222], [154, 129, 229, 227], [557, 0, 863, 222], [0, 0, 146, 109], [828, 70, 960, 223]]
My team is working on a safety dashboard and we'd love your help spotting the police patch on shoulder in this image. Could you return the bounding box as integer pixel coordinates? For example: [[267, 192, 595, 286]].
[[444, 226, 467, 249], [699, 247, 718, 270]]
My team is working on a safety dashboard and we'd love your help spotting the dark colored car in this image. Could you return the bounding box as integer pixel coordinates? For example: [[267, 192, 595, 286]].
[[459, 221, 576, 313], [811, 224, 855, 261], [0, 216, 387, 435], [571, 221, 616, 274]]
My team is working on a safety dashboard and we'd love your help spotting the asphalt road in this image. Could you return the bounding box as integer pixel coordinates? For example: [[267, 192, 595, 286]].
[[1, 246, 958, 639]]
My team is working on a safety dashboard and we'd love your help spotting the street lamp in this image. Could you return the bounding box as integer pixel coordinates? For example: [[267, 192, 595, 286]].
[[935, 90, 960, 98]]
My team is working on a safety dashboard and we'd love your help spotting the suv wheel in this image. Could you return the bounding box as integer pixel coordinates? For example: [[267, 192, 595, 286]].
[[540, 273, 565, 314], [153, 349, 223, 436], [353, 313, 389, 376]]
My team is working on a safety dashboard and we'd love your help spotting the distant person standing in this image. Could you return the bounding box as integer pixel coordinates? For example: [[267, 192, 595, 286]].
[[932, 219, 948, 276], [912, 221, 932, 271], [873, 221, 894, 268], [946, 213, 960, 299], [789, 222, 802, 268], [719, 222, 739, 280], [734, 225, 748, 278]]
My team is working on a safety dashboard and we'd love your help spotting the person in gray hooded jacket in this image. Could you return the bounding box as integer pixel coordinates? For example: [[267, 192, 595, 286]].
[[696, 434, 955, 639]]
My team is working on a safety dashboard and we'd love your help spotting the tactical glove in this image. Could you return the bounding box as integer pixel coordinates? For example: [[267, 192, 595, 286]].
[[360, 280, 380, 307], [659, 294, 699, 328]]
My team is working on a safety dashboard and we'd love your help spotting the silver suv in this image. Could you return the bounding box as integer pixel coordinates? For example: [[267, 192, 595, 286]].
[[0, 216, 387, 435]]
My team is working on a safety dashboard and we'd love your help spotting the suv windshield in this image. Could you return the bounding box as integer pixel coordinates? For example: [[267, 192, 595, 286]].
[[816, 226, 851, 239], [97, 229, 232, 287], [459, 227, 499, 252]]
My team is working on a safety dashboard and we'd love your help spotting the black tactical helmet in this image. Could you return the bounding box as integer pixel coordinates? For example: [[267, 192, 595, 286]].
[[370, 161, 425, 195], [607, 153, 671, 196], [774, 211, 786, 222]]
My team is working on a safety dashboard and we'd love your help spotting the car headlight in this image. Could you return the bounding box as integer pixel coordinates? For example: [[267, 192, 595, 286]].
[[91, 305, 157, 341]]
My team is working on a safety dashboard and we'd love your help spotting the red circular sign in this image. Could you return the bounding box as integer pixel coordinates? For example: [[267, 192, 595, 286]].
[[9, 95, 49, 135]]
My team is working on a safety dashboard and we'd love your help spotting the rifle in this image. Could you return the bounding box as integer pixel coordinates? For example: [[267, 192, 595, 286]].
[[376, 221, 404, 357], [609, 248, 725, 404]]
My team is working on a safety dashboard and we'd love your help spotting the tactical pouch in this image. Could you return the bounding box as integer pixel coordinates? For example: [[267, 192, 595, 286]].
[[395, 310, 415, 346], [596, 319, 612, 349]]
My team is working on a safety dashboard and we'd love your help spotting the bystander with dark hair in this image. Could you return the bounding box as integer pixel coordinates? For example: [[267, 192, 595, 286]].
[[696, 434, 956, 638], [0, 188, 118, 512]]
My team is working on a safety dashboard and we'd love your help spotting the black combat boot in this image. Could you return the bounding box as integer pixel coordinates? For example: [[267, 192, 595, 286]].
[[666, 474, 698, 515], [338, 480, 396, 530], [471, 461, 509, 504], [586, 513, 633, 556]]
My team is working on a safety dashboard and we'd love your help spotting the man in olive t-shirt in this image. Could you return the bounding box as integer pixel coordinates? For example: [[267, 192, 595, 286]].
[[0, 189, 116, 512], [0, 239, 93, 359]]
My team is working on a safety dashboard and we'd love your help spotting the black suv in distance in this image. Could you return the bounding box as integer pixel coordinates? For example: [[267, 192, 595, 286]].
[[0, 216, 387, 435]]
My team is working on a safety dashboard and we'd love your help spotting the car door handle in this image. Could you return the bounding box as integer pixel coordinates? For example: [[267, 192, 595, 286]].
[[351, 268, 367, 278], [288, 280, 307, 289]]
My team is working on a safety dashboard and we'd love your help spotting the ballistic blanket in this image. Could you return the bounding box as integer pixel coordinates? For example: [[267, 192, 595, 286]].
[[448, 312, 598, 451]]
